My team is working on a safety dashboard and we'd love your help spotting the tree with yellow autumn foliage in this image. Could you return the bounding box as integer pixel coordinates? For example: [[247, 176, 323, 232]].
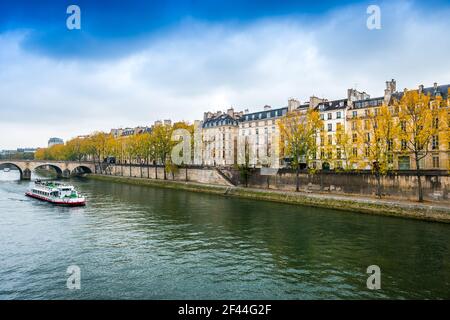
[[334, 123, 361, 171], [278, 108, 323, 191], [396, 90, 447, 202], [150, 123, 175, 180], [85, 132, 110, 174], [355, 104, 398, 198], [172, 121, 195, 180]]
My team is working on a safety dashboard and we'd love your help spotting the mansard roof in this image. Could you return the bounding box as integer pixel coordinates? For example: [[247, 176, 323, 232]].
[[239, 107, 288, 122], [297, 104, 310, 110], [352, 96, 384, 109], [317, 99, 348, 111], [391, 84, 450, 101], [202, 113, 241, 128], [424, 84, 449, 99]]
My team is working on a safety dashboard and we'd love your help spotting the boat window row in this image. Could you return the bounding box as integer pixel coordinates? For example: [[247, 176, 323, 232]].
[[32, 189, 50, 196]]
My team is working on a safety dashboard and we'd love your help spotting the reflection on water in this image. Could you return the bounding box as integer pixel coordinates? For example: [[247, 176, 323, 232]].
[[0, 172, 449, 299]]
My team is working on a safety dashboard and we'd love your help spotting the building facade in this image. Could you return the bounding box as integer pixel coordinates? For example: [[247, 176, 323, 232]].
[[201, 109, 242, 166], [110, 126, 152, 138], [102, 79, 449, 172], [238, 105, 288, 167], [316, 99, 348, 170], [347, 80, 449, 171], [48, 137, 64, 147], [196, 79, 449, 171]]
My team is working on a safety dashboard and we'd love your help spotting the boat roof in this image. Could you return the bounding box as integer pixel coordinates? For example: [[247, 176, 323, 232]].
[[34, 181, 76, 190]]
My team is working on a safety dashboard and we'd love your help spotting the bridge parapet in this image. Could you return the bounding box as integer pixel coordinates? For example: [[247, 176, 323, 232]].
[[0, 160, 95, 180]]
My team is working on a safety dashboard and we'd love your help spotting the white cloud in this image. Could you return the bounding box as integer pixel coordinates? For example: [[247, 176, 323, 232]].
[[0, 1, 449, 149]]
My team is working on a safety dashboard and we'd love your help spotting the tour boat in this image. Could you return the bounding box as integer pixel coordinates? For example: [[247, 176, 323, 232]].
[[25, 181, 86, 206], [3, 168, 10, 172]]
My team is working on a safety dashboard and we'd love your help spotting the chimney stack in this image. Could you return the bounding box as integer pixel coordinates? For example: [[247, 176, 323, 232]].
[[385, 79, 397, 92], [309, 96, 326, 109], [384, 79, 397, 105], [288, 98, 300, 111]]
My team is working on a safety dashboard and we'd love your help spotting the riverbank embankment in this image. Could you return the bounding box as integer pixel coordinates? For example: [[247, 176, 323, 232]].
[[86, 174, 450, 223]]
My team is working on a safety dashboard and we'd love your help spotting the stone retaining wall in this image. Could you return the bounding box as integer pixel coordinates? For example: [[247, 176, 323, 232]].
[[100, 164, 449, 203], [104, 164, 233, 186], [222, 168, 449, 203]]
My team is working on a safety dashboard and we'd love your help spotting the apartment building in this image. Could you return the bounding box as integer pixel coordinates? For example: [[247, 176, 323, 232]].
[[347, 80, 449, 171], [101, 78, 448, 171], [201, 108, 242, 166], [110, 126, 152, 138], [48, 137, 64, 147], [317, 99, 348, 170], [392, 83, 449, 171], [238, 105, 287, 167], [201, 100, 306, 167]]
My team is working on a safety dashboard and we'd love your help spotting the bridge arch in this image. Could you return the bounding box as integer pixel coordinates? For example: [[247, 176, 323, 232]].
[[0, 160, 95, 180], [71, 165, 93, 176], [32, 164, 63, 178], [0, 163, 24, 180]]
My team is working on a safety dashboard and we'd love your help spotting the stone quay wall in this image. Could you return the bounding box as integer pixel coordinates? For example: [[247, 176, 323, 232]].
[[100, 164, 449, 203], [221, 168, 449, 203], [103, 164, 234, 186]]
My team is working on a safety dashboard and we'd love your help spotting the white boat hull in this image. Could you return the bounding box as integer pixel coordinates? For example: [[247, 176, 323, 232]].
[[25, 191, 86, 206]]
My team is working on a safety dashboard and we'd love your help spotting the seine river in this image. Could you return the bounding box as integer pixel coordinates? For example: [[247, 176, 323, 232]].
[[0, 170, 449, 299]]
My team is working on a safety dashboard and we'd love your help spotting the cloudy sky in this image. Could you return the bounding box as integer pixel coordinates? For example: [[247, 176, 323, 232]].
[[1, 0, 449, 149]]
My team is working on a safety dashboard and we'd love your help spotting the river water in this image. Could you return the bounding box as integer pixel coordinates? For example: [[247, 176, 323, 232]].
[[0, 170, 449, 299]]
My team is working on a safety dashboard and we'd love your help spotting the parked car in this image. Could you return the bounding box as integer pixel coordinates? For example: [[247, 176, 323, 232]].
[[104, 157, 116, 164]]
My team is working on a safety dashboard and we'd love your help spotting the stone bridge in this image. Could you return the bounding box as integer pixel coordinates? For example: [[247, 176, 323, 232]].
[[0, 160, 95, 180]]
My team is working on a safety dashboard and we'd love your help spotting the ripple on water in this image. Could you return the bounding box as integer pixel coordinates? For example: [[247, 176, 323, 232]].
[[0, 178, 449, 299]]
